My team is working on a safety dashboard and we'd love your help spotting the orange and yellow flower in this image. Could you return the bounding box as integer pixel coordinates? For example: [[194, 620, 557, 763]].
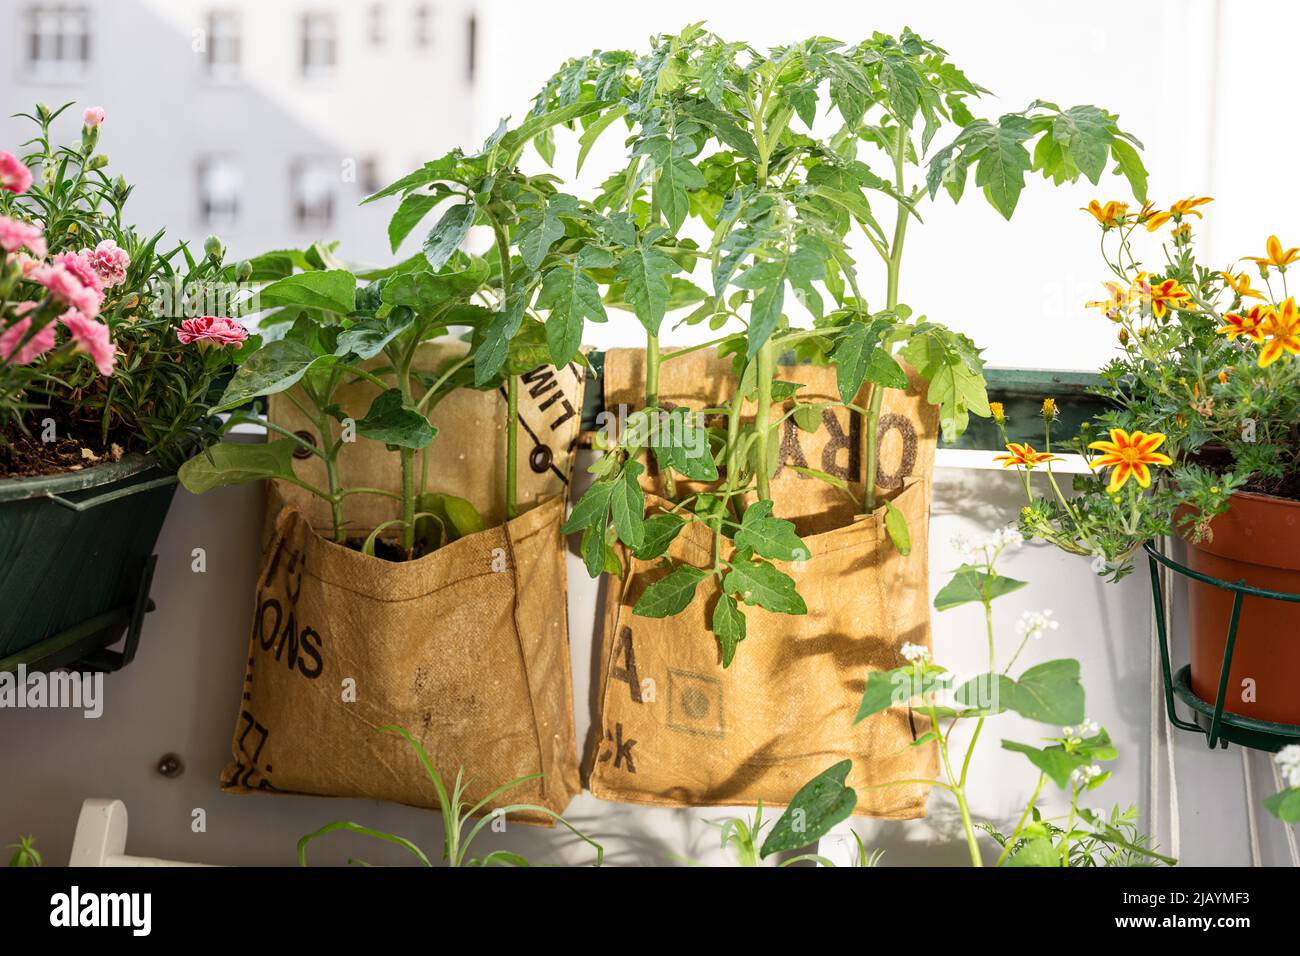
[[1087, 428, 1173, 493], [1243, 235, 1300, 271], [1132, 273, 1192, 319], [1083, 200, 1129, 229], [994, 442, 1062, 470], [1144, 196, 1213, 232], [1086, 280, 1132, 320], [1220, 269, 1265, 301], [1258, 297, 1300, 368], [1215, 304, 1271, 342]]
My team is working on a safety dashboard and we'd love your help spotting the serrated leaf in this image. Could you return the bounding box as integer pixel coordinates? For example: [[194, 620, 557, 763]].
[[616, 244, 682, 335], [388, 192, 443, 252], [473, 293, 527, 387], [1110, 138, 1147, 203], [577, 104, 628, 174], [335, 312, 415, 361], [654, 155, 706, 233], [832, 319, 887, 403], [1051, 105, 1113, 185], [633, 512, 685, 560], [562, 478, 614, 535], [712, 593, 746, 667], [1005, 837, 1059, 868], [633, 564, 708, 617], [759, 761, 856, 858], [535, 260, 607, 367], [723, 557, 806, 615], [733, 500, 805, 562], [423, 202, 476, 271], [518, 194, 577, 271], [970, 117, 1033, 219], [610, 460, 646, 549]]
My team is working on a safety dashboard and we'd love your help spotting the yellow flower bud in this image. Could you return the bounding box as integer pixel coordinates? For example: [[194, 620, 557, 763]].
[[1041, 397, 1058, 421], [990, 401, 1005, 424]]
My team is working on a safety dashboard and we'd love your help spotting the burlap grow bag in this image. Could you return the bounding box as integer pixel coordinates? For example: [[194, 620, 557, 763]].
[[223, 346, 586, 820], [589, 348, 939, 817]]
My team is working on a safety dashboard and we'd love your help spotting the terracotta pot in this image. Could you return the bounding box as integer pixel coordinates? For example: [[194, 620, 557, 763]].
[[1182, 491, 1300, 725]]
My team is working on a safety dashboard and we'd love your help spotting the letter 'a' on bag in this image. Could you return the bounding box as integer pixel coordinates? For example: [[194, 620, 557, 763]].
[[223, 345, 585, 822], [588, 348, 940, 817]]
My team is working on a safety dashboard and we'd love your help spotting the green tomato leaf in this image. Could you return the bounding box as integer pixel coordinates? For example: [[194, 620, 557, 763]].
[[355, 388, 438, 449], [616, 244, 683, 336], [535, 260, 607, 367], [884, 502, 911, 555], [561, 478, 615, 535], [609, 460, 646, 549], [633, 512, 685, 560], [423, 202, 476, 271], [732, 500, 805, 562], [633, 563, 708, 618], [711, 592, 747, 667], [723, 557, 806, 615]]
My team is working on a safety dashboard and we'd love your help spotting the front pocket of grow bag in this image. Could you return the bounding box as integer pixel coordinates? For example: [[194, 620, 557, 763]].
[[221, 496, 581, 821], [588, 478, 938, 818]]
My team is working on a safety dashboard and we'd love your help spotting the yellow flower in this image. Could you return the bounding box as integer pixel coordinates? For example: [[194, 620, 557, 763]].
[[1243, 235, 1300, 271], [1145, 196, 1213, 232], [1085, 281, 1132, 320], [1220, 270, 1265, 301], [1258, 297, 1300, 368], [1118, 327, 1130, 345], [1132, 273, 1192, 319], [1082, 200, 1129, 229], [1041, 397, 1058, 421], [1218, 368, 1230, 384], [1088, 428, 1174, 493], [1172, 222, 1193, 241], [994, 442, 1062, 470], [990, 401, 1005, 424], [1215, 304, 1270, 342]]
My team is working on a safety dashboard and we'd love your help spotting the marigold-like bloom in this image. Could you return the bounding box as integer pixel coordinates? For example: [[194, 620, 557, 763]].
[[1244, 235, 1300, 271], [1258, 297, 1300, 368], [1133, 273, 1191, 319], [1216, 305, 1270, 342], [1086, 281, 1131, 320], [994, 442, 1062, 470], [1088, 428, 1173, 493], [989, 401, 1005, 424], [1082, 200, 1128, 228], [1041, 397, 1058, 420], [1143, 196, 1213, 232], [1220, 270, 1265, 301]]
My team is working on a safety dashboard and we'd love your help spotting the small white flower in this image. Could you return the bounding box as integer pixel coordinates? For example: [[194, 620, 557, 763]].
[[950, 525, 1022, 564], [1062, 718, 1100, 744], [900, 642, 929, 664], [1276, 744, 1300, 790], [1016, 609, 1060, 640], [1070, 763, 1103, 787]]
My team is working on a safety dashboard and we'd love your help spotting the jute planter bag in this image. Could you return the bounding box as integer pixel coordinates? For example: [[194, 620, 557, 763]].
[[589, 348, 939, 817], [222, 345, 585, 821]]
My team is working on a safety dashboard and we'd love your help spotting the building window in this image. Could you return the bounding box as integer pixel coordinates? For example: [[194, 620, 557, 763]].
[[368, 4, 385, 45], [466, 13, 476, 83], [23, 4, 91, 81], [292, 159, 335, 231], [198, 157, 241, 229], [414, 4, 433, 47], [206, 10, 241, 82], [300, 12, 336, 80]]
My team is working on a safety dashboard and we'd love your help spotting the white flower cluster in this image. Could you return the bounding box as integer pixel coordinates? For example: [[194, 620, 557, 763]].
[[1016, 609, 1060, 640], [1276, 744, 1300, 789], [1070, 763, 1103, 787], [900, 642, 930, 664], [1062, 718, 1100, 743], [950, 525, 1023, 564]]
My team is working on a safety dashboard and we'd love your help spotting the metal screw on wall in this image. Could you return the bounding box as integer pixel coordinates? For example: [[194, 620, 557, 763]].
[[156, 753, 184, 779]]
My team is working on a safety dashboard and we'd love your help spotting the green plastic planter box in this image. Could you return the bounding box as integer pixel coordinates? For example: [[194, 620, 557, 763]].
[[0, 454, 177, 669]]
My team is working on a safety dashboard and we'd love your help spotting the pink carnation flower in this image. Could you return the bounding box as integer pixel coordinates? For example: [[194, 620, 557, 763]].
[[0, 152, 33, 194], [83, 107, 106, 128], [80, 239, 129, 288], [177, 315, 248, 349], [0, 216, 46, 258], [59, 308, 115, 375], [35, 253, 105, 318], [0, 308, 56, 365]]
